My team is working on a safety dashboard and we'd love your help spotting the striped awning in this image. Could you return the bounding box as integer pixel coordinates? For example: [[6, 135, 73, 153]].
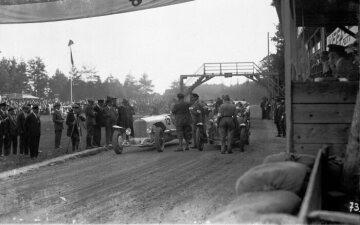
[[0, 0, 193, 24]]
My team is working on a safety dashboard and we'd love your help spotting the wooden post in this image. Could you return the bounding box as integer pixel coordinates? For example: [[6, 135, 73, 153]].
[[341, 7, 360, 199], [282, 0, 295, 153]]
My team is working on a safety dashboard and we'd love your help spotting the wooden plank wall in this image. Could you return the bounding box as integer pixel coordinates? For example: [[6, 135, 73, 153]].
[[292, 82, 359, 156]]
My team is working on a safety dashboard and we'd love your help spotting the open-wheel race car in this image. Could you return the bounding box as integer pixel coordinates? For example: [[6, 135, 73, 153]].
[[206, 101, 250, 151], [112, 114, 178, 154]]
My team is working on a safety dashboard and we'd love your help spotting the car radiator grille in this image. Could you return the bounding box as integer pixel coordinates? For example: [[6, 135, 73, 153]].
[[133, 119, 147, 138]]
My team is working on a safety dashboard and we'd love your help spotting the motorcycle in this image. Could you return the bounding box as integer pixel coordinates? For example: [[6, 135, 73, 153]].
[[236, 107, 250, 152], [189, 107, 207, 151]]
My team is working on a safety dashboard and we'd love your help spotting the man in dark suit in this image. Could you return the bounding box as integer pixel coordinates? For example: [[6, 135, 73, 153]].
[[103, 99, 118, 146], [0, 102, 8, 157], [17, 104, 30, 155], [6, 107, 18, 155], [52, 102, 64, 149], [66, 103, 86, 151], [25, 105, 41, 159], [93, 99, 104, 147], [85, 99, 96, 149]]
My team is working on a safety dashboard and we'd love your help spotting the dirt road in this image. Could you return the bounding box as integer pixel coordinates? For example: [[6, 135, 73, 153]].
[[0, 110, 285, 223]]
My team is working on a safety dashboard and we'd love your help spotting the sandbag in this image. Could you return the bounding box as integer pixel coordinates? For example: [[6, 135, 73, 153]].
[[236, 161, 309, 195], [206, 191, 301, 224], [256, 213, 299, 224], [263, 152, 316, 169]]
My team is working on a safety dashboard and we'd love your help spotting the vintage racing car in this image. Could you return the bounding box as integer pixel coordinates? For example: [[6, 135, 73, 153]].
[[206, 100, 250, 151], [112, 114, 178, 154]]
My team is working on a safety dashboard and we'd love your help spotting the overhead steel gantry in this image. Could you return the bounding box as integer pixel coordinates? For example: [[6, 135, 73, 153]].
[[180, 62, 284, 98]]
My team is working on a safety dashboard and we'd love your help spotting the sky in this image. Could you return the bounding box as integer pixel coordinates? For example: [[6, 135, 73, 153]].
[[0, 0, 279, 94]]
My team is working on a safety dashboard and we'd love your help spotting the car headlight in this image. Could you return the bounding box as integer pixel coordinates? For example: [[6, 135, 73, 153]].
[[125, 128, 132, 136], [146, 128, 152, 134]]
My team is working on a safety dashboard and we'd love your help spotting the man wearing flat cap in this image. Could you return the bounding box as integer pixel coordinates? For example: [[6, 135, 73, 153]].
[[17, 104, 30, 155], [171, 93, 192, 151], [66, 103, 86, 151], [328, 44, 359, 81], [52, 102, 64, 149], [189, 93, 206, 149], [25, 104, 41, 158], [217, 95, 236, 154]]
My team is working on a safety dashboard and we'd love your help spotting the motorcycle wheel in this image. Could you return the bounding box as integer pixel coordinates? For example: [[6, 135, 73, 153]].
[[239, 127, 247, 152], [196, 127, 204, 151], [112, 130, 124, 154], [154, 127, 165, 152]]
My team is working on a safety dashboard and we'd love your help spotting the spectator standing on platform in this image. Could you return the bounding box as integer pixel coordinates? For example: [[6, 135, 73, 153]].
[[328, 44, 359, 81], [52, 102, 64, 149]]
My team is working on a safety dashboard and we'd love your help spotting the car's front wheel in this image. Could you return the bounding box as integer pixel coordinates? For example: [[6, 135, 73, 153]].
[[112, 130, 125, 154], [154, 127, 165, 152]]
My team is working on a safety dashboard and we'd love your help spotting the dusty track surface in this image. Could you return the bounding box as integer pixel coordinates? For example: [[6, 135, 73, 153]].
[[0, 109, 285, 223]]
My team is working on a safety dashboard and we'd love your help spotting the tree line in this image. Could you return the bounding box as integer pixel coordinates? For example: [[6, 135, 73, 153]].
[[0, 57, 156, 102]]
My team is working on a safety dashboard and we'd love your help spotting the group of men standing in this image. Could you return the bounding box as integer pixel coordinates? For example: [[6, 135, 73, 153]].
[[171, 93, 237, 154], [0, 102, 41, 159], [52, 98, 135, 152]]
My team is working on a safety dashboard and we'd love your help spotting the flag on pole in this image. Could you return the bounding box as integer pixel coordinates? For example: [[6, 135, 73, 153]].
[[70, 49, 74, 67], [68, 40, 74, 67]]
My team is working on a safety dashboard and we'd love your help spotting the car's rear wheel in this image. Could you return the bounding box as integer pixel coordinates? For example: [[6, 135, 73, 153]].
[[154, 127, 165, 152], [112, 130, 124, 154]]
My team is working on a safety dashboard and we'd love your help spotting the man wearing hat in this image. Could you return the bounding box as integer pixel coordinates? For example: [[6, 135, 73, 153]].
[[93, 99, 105, 147], [52, 102, 64, 149], [66, 103, 86, 151], [217, 95, 236, 154], [17, 104, 30, 154], [0, 102, 8, 157], [102, 99, 118, 147], [328, 44, 359, 81], [189, 93, 206, 149], [274, 97, 286, 137], [171, 93, 192, 151], [24, 104, 41, 158], [6, 107, 18, 155], [85, 99, 97, 149]]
